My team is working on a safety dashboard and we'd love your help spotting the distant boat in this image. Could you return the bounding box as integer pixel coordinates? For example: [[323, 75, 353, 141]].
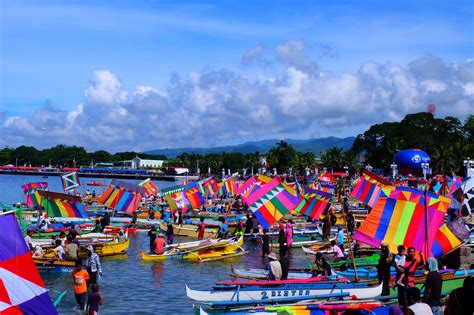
[[87, 181, 105, 186]]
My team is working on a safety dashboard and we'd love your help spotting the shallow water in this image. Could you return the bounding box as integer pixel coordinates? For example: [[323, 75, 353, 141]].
[[0, 174, 311, 314]]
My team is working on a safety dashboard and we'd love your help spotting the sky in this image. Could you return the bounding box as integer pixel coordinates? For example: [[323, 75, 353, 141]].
[[0, 0, 473, 152]]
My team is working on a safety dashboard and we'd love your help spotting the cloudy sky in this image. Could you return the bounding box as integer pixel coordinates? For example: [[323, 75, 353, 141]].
[[0, 0, 473, 152]]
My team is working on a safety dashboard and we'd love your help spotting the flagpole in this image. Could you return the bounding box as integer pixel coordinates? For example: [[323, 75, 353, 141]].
[[424, 187, 429, 259]]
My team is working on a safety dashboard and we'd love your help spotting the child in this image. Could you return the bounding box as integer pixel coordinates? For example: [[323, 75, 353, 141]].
[[394, 245, 406, 286], [86, 283, 104, 315]]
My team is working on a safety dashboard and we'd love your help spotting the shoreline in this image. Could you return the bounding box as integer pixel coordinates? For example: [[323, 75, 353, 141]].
[[0, 170, 199, 182]]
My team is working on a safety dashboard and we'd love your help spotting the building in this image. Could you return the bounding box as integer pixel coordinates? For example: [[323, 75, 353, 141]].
[[131, 157, 164, 169]]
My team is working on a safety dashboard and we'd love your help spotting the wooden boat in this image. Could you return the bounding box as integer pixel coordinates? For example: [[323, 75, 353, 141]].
[[31, 227, 89, 239], [159, 222, 217, 238], [87, 181, 105, 186], [389, 270, 473, 295], [33, 257, 76, 273], [141, 238, 231, 262], [231, 266, 313, 280], [183, 236, 246, 262], [196, 300, 385, 314], [79, 238, 130, 258], [219, 276, 346, 286], [186, 281, 383, 302]]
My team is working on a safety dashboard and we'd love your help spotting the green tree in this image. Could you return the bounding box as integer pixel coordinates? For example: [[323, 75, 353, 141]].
[[267, 141, 297, 173]]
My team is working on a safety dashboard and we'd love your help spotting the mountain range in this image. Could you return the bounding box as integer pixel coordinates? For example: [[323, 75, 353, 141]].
[[144, 137, 355, 159]]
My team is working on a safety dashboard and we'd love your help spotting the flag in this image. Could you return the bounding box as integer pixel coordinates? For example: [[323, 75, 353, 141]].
[[452, 177, 474, 216], [38, 191, 89, 218], [184, 182, 205, 209], [97, 180, 145, 214], [246, 177, 302, 228], [296, 188, 333, 220], [60, 171, 80, 191], [352, 186, 451, 256], [0, 213, 58, 314], [431, 224, 463, 258], [139, 178, 159, 197], [21, 182, 48, 207]]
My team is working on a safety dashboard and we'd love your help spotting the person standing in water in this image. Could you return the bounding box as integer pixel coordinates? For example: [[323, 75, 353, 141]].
[[72, 259, 89, 311], [166, 222, 174, 244], [86, 283, 103, 315], [85, 245, 102, 286]]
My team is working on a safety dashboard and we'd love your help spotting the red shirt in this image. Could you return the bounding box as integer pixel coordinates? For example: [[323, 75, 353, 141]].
[[153, 237, 166, 255], [197, 223, 206, 238]]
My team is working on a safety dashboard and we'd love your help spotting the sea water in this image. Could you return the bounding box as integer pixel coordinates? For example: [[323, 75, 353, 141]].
[[0, 174, 311, 314]]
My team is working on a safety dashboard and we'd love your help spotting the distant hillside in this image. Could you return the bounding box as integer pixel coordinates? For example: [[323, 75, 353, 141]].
[[144, 137, 355, 159]]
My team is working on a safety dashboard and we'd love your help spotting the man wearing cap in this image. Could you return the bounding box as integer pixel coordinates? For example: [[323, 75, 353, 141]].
[[267, 253, 282, 280], [153, 233, 167, 255], [86, 245, 102, 286]]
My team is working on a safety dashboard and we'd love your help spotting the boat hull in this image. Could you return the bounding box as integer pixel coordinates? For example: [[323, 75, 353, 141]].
[[186, 282, 383, 302], [160, 222, 216, 239]]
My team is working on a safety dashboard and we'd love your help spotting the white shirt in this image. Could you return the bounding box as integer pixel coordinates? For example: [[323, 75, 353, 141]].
[[24, 235, 33, 248], [269, 260, 282, 280], [33, 246, 43, 257], [408, 302, 433, 315], [54, 245, 65, 260]]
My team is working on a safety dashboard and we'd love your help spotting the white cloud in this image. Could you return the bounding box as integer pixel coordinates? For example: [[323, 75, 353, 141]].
[[1, 50, 472, 152]]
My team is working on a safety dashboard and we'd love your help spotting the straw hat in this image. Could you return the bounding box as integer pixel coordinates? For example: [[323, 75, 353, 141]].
[[267, 253, 277, 260]]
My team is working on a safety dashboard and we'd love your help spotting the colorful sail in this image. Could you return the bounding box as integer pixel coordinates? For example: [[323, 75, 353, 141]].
[[60, 171, 80, 191], [296, 188, 333, 220], [184, 182, 205, 209], [352, 186, 451, 256], [161, 185, 189, 213], [246, 177, 302, 228], [38, 191, 88, 218], [0, 213, 57, 314], [447, 175, 462, 197], [431, 224, 463, 258], [21, 182, 48, 207], [247, 175, 273, 199], [203, 178, 219, 198], [97, 180, 144, 214], [139, 178, 159, 197], [350, 176, 384, 208], [452, 177, 474, 216]]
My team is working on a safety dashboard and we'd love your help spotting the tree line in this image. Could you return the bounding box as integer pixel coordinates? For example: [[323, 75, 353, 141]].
[[0, 145, 166, 168], [1, 112, 472, 176]]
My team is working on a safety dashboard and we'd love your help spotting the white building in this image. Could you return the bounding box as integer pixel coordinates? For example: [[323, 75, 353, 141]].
[[131, 157, 164, 169]]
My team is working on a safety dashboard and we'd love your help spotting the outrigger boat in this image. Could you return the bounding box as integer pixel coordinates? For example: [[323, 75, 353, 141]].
[[184, 236, 247, 262], [141, 238, 233, 261], [78, 238, 130, 258], [231, 266, 313, 280], [186, 280, 384, 303], [159, 221, 217, 238], [33, 257, 76, 273]]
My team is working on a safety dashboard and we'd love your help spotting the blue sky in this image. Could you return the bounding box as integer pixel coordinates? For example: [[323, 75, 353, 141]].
[[0, 0, 473, 151]]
